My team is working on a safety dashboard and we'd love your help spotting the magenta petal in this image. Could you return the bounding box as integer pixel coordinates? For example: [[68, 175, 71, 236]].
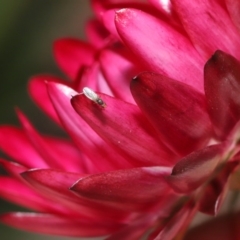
[[28, 75, 64, 125], [225, 0, 240, 31], [0, 158, 27, 178], [21, 169, 131, 220], [204, 50, 240, 140], [47, 82, 131, 172], [91, 0, 149, 18], [0, 177, 64, 213], [76, 62, 114, 96], [85, 19, 109, 48], [150, 201, 197, 240], [0, 212, 124, 237], [71, 93, 176, 166], [0, 126, 47, 168], [107, 211, 159, 240], [21, 168, 84, 198], [149, 0, 172, 14], [172, 0, 240, 60], [168, 144, 223, 193], [102, 10, 120, 38], [21, 169, 93, 215], [115, 8, 204, 91], [16, 110, 83, 172], [99, 49, 139, 103], [53, 38, 95, 80], [131, 72, 212, 156], [70, 166, 171, 207], [199, 161, 239, 215]]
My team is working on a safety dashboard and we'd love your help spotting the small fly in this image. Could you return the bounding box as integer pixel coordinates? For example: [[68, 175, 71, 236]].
[[83, 87, 106, 108]]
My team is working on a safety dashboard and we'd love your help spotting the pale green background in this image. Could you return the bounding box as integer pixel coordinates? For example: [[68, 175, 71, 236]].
[[0, 1, 93, 239]]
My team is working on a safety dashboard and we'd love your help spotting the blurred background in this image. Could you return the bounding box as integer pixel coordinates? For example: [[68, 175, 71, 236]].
[[0, 1, 92, 239]]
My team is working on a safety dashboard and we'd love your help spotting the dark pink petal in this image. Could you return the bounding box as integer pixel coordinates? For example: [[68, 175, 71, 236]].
[[204, 50, 240, 140], [131, 72, 212, 156], [199, 161, 239, 215], [149, 0, 172, 14], [21, 168, 85, 199], [21, 169, 131, 220], [99, 49, 139, 104], [91, 0, 149, 18], [47, 82, 131, 172], [225, 0, 240, 31], [168, 144, 223, 193], [172, 0, 240, 60], [71, 93, 176, 166], [70, 166, 172, 209], [185, 211, 240, 240], [107, 211, 158, 240], [28, 75, 65, 124], [115, 8, 204, 91], [102, 10, 120, 38], [85, 19, 110, 48], [44, 138, 86, 172], [78, 62, 114, 95], [150, 200, 197, 240], [53, 38, 96, 80], [0, 158, 27, 178], [148, 0, 184, 32], [0, 213, 124, 237], [21, 169, 96, 215], [75, 64, 99, 92], [17, 110, 84, 172], [0, 126, 48, 168], [0, 177, 65, 214]]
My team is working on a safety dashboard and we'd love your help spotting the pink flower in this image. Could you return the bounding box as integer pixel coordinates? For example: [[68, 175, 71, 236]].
[[1, 0, 240, 239]]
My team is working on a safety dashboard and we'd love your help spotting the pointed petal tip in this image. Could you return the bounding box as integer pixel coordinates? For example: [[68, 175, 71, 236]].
[[205, 50, 225, 67], [131, 71, 211, 156], [130, 72, 157, 94], [115, 8, 137, 27], [204, 50, 240, 139], [47, 81, 78, 99]]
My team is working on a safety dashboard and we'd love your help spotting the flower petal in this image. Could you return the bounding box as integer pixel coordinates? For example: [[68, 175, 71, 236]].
[[85, 19, 110, 48], [204, 50, 240, 140], [0, 158, 27, 178], [199, 161, 239, 215], [71, 93, 176, 166], [149, 200, 197, 240], [172, 0, 240, 60], [76, 62, 114, 96], [148, 0, 172, 14], [47, 82, 131, 172], [16, 110, 84, 172], [21, 169, 131, 220], [53, 38, 96, 80], [0, 126, 48, 168], [115, 8, 204, 91], [102, 10, 120, 38], [91, 0, 149, 18], [99, 49, 139, 103], [28, 75, 64, 125], [21, 169, 98, 216], [0, 212, 124, 237], [0, 177, 65, 214], [21, 168, 85, 199], [70, 166, 172, 208], [167, 144, 223, 193], [225, 0, 240, 32], [131, 72, 212, 156]]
